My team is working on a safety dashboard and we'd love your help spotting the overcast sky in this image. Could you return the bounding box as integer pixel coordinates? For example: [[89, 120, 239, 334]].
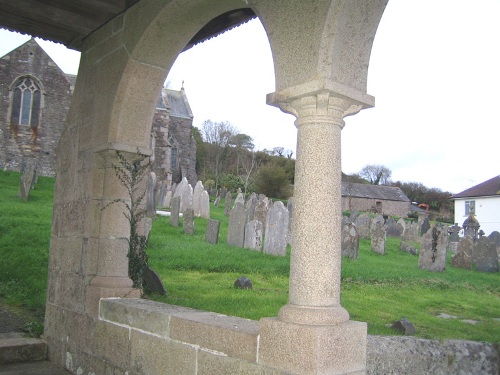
[[1, 0, 499, 194]]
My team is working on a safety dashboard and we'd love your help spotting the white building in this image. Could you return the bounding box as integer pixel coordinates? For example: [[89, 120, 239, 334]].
[[451, 175, 500, 236]]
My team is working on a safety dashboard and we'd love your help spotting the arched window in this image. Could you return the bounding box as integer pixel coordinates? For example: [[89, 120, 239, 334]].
[[11, 77, 41, 127]]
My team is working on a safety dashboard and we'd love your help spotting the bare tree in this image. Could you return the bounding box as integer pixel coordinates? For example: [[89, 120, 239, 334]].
[[359, 164, 392, 185]]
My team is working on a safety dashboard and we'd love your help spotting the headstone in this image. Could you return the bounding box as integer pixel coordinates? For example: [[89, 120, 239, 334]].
[[488, 231, 500, 260], [224, 191, 232, 217], [448, 223, 462, 242], [400, 241, 418, 256], [199, 190, 210, 219], [162, 190, 172, 209], [234, 192, 245, 207], [286, 197, 294, 246], [463, 211, 480, 240], [157, 183, 167, 208], [341, 221, 359, 259], [180, 182, 193, 213], [146, 172, 157, 218], [386, 218, 404, 237], [263, 201, 289, 256], [213, 196, 221, 207], [392, 318, 416, 336], [236, 187, 242, 195], [244, 220, 263, 251], [193, 181, 204, 217], [370, 221, 386, 255], [170, 196, 180, 227], [254, 199, 269, 235], [419, 226, 447, 272], [420, 217, 431, 236], [234, 276, 252, 289], [142, 264, 167, 296], [402, 220, 419, 242], [245, 193, 258, 223], [227, 202, 246, 247], [473, 237, 499, 273], [205, 219, 220, 244], [451, 236, 474, 270], [173, 177, 187, 198], [355, 213, 371, 239], [183, 208, 194, 235], [18, 162, 37, 202]]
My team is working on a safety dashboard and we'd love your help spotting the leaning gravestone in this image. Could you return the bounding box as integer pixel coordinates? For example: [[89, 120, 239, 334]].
[[244, 220, 263, 251], [142, 264, 167, 296], [170, 196, 180, 227], [451, 236, 474, 270], [420, 217, 431, 236], [205, 219, 220, 244], [341, 221, 359, 259], [264, 201, 289, 256], [419, 226, 447, 272], [213, 196, 220, 207], [473, 237, 499, 273], [400, 241, 418, 256], [370, 221, 386, 255], [355, 213, 371, 239], [227, 202, 246, 247], [224, 191, 232, 217], [183, 208, 195, 235], [18, 162, 37, 202]]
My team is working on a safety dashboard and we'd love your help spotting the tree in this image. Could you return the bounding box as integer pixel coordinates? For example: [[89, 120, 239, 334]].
[[359, 164, 392, 185], [255, 162, 291, 199]]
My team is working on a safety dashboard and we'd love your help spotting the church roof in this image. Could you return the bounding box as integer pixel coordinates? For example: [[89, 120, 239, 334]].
[[451, 175, 500, 199], [341, 183, 410, 202], [156, 88, 193, 119]]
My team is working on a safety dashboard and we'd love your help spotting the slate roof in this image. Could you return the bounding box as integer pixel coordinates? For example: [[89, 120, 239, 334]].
[[156, 88, 193, 119], [451, 175, 500, 199], [341, 182, 410, 202]]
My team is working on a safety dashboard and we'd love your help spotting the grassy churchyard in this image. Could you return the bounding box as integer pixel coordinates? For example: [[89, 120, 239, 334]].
[[0, 170, 499, 343]]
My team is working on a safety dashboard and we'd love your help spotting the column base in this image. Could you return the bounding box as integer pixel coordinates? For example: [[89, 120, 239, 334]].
[[259, 317, 367, 375], [86, 284, 141, 317], [278, 303, 350, 325]]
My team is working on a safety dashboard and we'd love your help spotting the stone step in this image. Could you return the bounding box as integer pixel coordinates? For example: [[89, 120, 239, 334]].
[[0, 333, 46, 365], [0, 360, 70, 374]]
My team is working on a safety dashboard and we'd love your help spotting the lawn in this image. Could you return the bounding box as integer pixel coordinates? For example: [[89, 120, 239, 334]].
[[1, 170, 499, 343]]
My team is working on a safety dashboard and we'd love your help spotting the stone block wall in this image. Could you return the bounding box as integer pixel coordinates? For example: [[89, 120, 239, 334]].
[[342, 197, 411, 218]]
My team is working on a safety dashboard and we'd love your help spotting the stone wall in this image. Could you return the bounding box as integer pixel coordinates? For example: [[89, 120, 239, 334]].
[[52, 298, 499, 375], [342, 196, 411, 218], [0, 39, 73, 177], [169, 115, 197, 187]]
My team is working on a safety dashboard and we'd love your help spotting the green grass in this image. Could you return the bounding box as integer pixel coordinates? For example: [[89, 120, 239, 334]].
[[1, 169, 499, 343]]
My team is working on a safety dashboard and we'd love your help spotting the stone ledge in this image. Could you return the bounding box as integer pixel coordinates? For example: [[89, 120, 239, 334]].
[[0, 333, 47, 365]]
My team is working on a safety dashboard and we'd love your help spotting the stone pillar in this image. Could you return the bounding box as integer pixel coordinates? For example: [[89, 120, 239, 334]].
[[86, 150, 140, 316], [259, 88, 370, 375]]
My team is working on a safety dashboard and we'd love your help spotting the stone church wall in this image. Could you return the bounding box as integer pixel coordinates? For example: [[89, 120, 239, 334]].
[[0, 39, 72, 177]]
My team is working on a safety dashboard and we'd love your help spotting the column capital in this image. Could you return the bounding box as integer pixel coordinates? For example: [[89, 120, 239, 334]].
[[267, 78, 374, 126]]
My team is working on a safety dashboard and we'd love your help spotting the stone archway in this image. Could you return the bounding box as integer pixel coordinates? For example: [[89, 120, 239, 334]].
[[45, 1, 389, 374]]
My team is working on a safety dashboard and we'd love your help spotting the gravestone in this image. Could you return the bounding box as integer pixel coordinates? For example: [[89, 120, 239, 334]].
[[227, 202, 246, 247], [355, 213, 371, 239], [234, 192, 245, 207], [386, 218, 404, 237], [180, 182, 193, 214], [473, 237, 499, 273], [254, 199, 269, 235], [162, 190, 172, 209], [170, 196, 180, 227], [224, 191, 232, 217], [173, 177, 187, 198], [370, 221, 386, 255], [183, 208, 194, 235], [244, 220, 263, 251], [286, 197, 294, 246], [146, 172, 157, 218], [463, 211, 480, 240], [245, 193, 258, 224], [264, 201, 289, 256], [419, 226, 447, 272], [213, 196, 220, 207], [400, 241, 418, 256], [234, 276, 252, 289], [157, 183, 167, 209], [392, 318, 416, 336], [192, 181, 204, 217], [451, 236, 474, 270], [199, 190, 210, 219], [18, 162, 37, 202], [205, 219, 220, 244], [420, 217, 431, 236], [448, 223, 462, 242], [488, 231, 500, 260], [342, 221, 359, 259], [402, 220, 419, 242], [142, 264, 167, 296]]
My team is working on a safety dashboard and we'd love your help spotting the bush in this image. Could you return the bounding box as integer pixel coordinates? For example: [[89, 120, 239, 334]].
[[255, 163, 291, 199]]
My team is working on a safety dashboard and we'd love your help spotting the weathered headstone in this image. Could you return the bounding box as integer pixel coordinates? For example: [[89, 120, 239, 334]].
[[473, 237, 499, 273], [488, 231, 500, 260], [463, 211, 480, 240], [420, 217, 431, 236], [386, 218, 404, 237], [402, 220, 419, 242], [342, 221, 359, 259], [213, 196, 221, 207], [355, 213, 371, 239], [244, 220, 263, 251], [183, 208, 194, 235], [146, 172, 157, 218], [180, 182, 193, 214], [254, 199, 269, 235], [419, 226, 447, 272], [392, 318, 416, 336], [451, 236, 474, 270], [234, 192, 245, 207], [264, 201, 289, 256], [227, 202, 246, 247], [18, 162, 37, 202], [400, 241, 418, 256], [224, 191, 232, 217], [199, 190, 210, 219], [448, 223, 462, 242], [205, 219, 220, 244], [170, 196, 180, 227], [192, 181, 204, 217], [370, 221, 386, 255], [245, 193, 258, 223], [162, 190, 172, 209], [142, 264, 167, 296]]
